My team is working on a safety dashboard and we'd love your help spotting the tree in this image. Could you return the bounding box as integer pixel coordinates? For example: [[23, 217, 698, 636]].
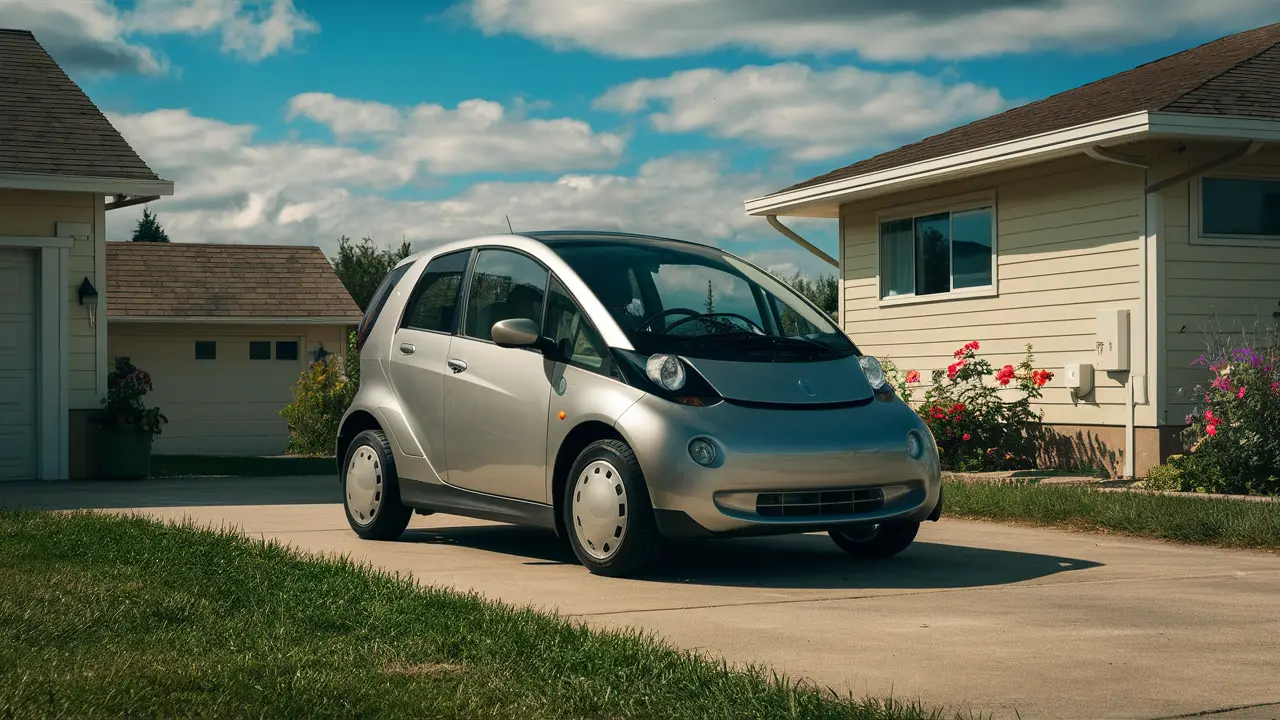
[[780, 271, 838, 318], [703, 280, 716, 314], [131, 205, 170, 242], [331, 236, 414, 312]]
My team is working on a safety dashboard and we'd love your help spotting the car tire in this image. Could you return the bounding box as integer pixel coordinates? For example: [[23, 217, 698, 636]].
[[828, 520, 920, 559], [562, 439, 662, 578], [342, 429, 412, 541]]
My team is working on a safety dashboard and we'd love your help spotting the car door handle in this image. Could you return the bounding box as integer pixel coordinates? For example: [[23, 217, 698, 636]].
[[447, 358, 468, 374], [399, 342, 416, 355]]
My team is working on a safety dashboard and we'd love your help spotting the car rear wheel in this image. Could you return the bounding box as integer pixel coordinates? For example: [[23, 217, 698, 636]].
[[563, 439, 661, 578], [829, 519, 920, 559], [343, 429, 412, 540]]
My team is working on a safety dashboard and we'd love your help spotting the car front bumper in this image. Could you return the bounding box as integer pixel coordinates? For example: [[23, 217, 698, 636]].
[[614, 393, 943, 538]]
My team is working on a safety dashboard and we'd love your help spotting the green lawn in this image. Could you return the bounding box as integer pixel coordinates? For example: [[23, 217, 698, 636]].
[[0, 510, 949, 720], [151, 454, 335, 477], [944, 480, 1280, 550]]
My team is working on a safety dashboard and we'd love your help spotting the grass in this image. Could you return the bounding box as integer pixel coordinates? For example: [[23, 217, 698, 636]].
[[0, 510, 950, 720], [944, 480, 1280, 550], [151, 454, 335, 477]]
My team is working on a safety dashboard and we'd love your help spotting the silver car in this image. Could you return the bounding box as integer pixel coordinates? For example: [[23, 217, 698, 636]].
[[336, 231, 942, 577]]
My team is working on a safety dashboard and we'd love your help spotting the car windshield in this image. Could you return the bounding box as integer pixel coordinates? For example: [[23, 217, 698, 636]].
[[546, 238, 857, 361]]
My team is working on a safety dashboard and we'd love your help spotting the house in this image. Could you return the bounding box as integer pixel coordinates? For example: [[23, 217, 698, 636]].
[[106, 242, 362, 456], [0, 29, 174, 481], [746, 22, 1280, 478]]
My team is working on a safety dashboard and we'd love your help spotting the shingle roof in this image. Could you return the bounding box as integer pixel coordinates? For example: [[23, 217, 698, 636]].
[[0, 28, 160, 181], [773, 21, 1280, 196], [107, 242, 363, 321]]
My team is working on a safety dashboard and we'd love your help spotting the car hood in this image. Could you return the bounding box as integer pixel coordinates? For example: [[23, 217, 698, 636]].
[[682, 353, 876, 405]]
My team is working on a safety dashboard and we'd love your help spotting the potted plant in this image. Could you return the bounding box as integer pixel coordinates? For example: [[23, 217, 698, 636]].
[[95, 357, 168, 479]]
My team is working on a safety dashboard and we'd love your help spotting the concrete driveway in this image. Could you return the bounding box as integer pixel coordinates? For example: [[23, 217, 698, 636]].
[[6, 475, 1280, 720]]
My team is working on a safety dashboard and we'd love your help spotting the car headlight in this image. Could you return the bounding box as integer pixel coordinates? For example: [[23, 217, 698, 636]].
[[645, 353, 686, 391], [859, 355, 886, 389]]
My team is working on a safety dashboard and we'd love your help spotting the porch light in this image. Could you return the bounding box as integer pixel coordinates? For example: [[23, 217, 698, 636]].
[[78, 277, 99, 329]]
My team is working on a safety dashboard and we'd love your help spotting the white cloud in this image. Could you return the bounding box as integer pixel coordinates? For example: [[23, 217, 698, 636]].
[[596, 63, 1008, 161], [0, 0, 316, 74], [105, 107, 780, 258], [463, 0, 1279, 60], [287, 93, 627, 174]]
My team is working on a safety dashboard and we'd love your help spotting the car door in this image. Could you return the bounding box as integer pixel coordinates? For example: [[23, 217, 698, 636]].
[[443, 248, 554, 503], [387, 249, 471, 483]]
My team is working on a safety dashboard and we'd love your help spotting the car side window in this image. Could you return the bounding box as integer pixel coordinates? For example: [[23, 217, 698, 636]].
[[545, 276, 611, 375], [462, 249, 548, 342], [357, 261, 413, 346], [402, 250, 470, 333]]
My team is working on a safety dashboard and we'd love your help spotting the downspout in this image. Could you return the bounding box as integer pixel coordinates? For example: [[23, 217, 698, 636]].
[[765, 215, 839, 268]]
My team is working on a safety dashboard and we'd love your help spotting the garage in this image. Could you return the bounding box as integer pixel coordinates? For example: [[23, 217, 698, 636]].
[[106, 241, 361, 457], [0, 248, 38, 480]]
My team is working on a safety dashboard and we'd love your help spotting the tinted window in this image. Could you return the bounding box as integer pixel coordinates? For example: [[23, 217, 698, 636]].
[[194, 341, 216, 360], [276, 341, 299, 361], [463, 249, 548, 341], [356, 261, 413, 347], [249, 341, 271, 360], [545, 276, 611, 375], [1203, 177, 1280, 238], [402, 250, 470, 333]]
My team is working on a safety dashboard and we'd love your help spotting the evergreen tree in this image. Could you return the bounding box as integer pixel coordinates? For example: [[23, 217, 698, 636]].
[[131, 206, 170, 242], [703, 280, 716, 314]]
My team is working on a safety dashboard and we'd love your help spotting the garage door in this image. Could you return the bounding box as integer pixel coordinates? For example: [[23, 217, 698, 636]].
[[0, 249, 38, 480], [110, 334, 307, 456]]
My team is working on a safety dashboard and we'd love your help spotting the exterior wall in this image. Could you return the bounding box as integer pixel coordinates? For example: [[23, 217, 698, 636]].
[[1157, 141, 1280, 432], [840, 154, 1147, 437], [108, 322, 351, 456]]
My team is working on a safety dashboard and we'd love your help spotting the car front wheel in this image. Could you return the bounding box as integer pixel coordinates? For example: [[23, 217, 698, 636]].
[[829, 519, 920, 559], [342, 428, 412, 540], [563, 439, 662, 578]]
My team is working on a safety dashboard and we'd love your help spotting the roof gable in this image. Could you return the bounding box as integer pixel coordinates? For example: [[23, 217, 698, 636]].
[[773, 22, 1280, 196], [106, 242, 363, 322], [0, 29, 160, 181]]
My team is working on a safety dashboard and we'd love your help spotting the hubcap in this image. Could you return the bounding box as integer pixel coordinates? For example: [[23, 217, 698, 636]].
[[346, 445, 382, 526], [571, 459, 628, 561]]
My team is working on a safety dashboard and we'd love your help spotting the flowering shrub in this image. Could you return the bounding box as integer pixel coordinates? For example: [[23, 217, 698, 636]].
[[280, 349, 356, 456], [895, 342, 1053, 472], [1170, 342, 1280, 495], [100, 357, 167, 436]]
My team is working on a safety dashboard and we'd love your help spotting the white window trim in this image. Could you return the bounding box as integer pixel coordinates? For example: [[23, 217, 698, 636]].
[[1191, 172, 1280, 248], [874, 190, 998, 307]]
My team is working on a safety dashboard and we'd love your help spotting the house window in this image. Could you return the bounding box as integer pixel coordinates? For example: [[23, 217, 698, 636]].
[[249, 341, 271, 360], [194, 341, 216, 360], [276, 341, 299, 360], [1201, 177, 1280, 239], [879, 205, 994, 299]]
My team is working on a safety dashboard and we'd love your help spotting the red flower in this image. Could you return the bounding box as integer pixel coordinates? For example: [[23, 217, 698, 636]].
[[947, 360, 966, 380], [953, 341, 980, 359], [1032, 369, 1054, 387], [1238, 386, 1247, 399], [1206, 424, 1217, 436], [962, 433, 971, 441], [905, 369, 920, 384], [996, 364, 1015, 386]]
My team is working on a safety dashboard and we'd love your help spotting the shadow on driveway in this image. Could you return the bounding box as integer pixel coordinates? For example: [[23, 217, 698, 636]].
[[402, 523, 1102, 591], [0, 476, 339, 510]]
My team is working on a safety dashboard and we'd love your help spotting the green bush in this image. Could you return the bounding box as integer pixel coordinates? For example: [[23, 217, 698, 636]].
[[1143, 459, 1185, 492], [279, 350, 356, 456], [888, 342, 1053, 472]]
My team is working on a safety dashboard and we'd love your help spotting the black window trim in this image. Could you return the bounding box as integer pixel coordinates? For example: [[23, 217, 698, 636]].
[[455, 245, 552, 348], [397, 248, 474, 337]]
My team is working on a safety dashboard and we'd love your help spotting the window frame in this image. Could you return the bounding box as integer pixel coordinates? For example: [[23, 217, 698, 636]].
[[874, 190, 998, 307], [456, 246, 551, 348], [397, 248, 474, 336], [1192, 173, 1280, 248]]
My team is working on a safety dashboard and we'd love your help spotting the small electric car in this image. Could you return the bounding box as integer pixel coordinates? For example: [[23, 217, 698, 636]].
[[337, 230, 942, 577]]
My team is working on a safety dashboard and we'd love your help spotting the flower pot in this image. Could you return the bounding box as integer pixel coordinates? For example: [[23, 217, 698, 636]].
[[96, 424, 154, 479]]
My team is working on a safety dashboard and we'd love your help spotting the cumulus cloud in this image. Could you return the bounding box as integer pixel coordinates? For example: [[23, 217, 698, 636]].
[[596, 63, 1008, 161], [287, 93, 627, 174], [105, 107, 792, 259], [0, 0, 316, 75], [463, 0, 1279, 60]]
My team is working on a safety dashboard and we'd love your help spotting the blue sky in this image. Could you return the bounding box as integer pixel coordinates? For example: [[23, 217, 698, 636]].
[[11, 0, 1278, 277]]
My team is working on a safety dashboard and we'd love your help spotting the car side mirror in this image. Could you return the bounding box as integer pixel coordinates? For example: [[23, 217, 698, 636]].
[[491, 318, 542, 349]]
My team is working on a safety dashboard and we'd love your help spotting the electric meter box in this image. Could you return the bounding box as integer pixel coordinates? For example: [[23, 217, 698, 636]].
[[1094, 309, 1129, 372]]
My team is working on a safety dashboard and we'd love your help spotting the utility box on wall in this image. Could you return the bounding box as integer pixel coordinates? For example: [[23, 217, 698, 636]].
[[1094, 309, 1130, 372]]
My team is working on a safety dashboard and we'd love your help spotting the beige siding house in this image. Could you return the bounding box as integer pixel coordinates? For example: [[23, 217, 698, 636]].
[[746, 22, 1280, 478], [0, 29, 173, 480], [106, 242, 362, 456]]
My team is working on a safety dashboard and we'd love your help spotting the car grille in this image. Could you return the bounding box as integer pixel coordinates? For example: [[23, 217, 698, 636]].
[[755, 488, 885, 518]]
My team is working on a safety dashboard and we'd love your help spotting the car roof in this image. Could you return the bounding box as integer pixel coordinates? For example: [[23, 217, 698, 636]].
[[394, 229, 723, 269]]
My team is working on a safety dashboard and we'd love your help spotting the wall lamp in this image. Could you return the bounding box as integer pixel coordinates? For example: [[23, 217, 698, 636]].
[[78, 277, 99, 329]]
